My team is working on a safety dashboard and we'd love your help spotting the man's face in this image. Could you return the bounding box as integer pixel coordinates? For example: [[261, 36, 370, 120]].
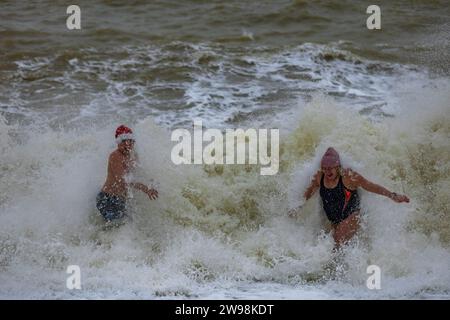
[[322, 166, 339, 180], [119, 139, 135, 153]]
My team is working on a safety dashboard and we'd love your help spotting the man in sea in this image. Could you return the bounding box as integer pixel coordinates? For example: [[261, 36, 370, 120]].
[[96, 125, 158, 222], [290, 147, 409, 247]]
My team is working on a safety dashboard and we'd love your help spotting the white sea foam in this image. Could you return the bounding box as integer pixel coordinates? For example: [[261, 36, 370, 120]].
[[0, 76, 448, 298]]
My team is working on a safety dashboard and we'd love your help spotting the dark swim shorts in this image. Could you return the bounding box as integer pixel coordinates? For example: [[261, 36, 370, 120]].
[[96, 192, 126, 221]]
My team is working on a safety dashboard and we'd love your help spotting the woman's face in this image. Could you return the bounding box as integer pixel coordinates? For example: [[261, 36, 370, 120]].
[[322, 166, 339, 180]]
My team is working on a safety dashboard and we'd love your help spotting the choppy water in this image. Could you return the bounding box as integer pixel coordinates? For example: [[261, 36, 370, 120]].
[[0, 0, 449, 299]]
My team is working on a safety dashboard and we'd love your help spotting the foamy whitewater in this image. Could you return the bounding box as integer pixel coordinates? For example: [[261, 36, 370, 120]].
[[0, 0, 449, 299], [1, 79, 449, 299]]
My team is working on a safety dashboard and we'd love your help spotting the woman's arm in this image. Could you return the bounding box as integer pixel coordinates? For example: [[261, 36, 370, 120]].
[[347, 170, 409, 203], [304, 171, 322, 200], [288, 171, 321, 218]]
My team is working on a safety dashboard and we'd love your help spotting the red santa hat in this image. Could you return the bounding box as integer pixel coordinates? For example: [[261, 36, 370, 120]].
[[115, 125, 134, 144]]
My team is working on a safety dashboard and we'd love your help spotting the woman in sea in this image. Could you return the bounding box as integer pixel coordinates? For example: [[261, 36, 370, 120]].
[[294, 147, 410, 247]]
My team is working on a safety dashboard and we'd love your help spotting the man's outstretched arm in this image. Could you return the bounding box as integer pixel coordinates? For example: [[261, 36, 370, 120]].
[[129, 182, 158, 200]]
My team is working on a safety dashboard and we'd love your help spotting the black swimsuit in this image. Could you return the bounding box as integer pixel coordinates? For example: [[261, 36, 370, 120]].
[[319, 174, 360, 225]]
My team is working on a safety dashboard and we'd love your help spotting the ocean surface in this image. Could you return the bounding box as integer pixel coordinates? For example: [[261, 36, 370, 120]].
[[0, 0, 449, 299]]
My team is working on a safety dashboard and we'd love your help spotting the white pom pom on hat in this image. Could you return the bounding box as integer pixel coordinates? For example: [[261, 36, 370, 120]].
[[115, 125, 134, 144]]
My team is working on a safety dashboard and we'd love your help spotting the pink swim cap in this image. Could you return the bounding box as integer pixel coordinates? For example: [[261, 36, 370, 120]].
[[321, 147, 341, 167]]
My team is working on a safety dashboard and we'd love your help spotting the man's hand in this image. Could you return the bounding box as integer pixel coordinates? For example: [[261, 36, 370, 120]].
[[390, 192, 409, 203], [146, 188, 159, 200]]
